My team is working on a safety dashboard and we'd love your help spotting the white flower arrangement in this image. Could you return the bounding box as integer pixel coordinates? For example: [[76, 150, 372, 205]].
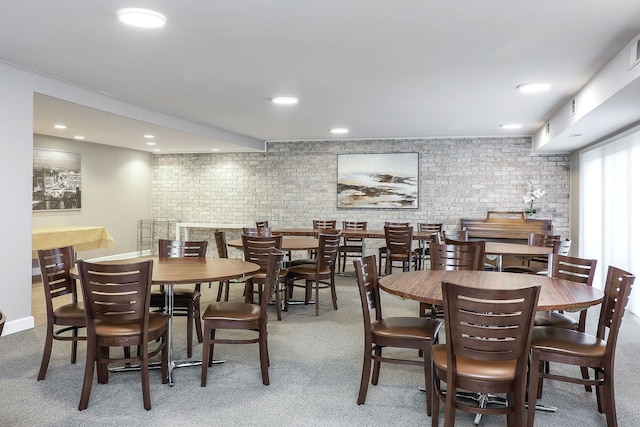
[[523, 180, 546, 215]]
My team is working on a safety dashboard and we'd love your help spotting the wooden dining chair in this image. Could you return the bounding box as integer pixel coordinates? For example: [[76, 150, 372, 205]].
[[36, 246, 86, 380], [242, 233, 287, 320], [201, 248, 284, 387], [354, 255, 442, 415], [149, 239, 207, 358], [383, 224, 414, 275], [434, 228, 469, 243], [502, 233, 564, 273], [285, 230, 341, 316], [377, 222, 411, 275], [77, 259, 170, 411], [421, 240, 486, 320], [432, 281, 540, 427], [413, 223, 443, 270], [527, 266, 635, 427], [535, 254, 597, 331], [337, 220, 367, 273], [535, 255, 597, 391], [289, 220, 337, 267]]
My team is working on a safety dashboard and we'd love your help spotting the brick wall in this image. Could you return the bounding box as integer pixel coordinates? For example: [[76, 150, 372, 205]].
[[152, 137, 570, 256]]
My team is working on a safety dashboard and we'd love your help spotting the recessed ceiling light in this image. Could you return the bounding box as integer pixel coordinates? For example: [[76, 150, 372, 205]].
[[146, 142, 156, 146], [53, 124, 67, 129], [517, 83, 552, 93], [144, 134, 155, 139], [74, 136, 85, 140], [330, 128, 349, 134], [272, 96, 298, 105], [117, 8, 166, 28], [152, 148, 161, 152], [500, 124, 523, 130], [211, 148, 220, 152]]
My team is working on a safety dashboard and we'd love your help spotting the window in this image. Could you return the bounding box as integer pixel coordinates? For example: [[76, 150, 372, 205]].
[[580, 125, 640, 314]]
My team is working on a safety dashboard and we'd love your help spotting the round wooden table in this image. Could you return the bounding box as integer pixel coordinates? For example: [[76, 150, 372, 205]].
[[378, 269, 603, 312], [72, 256, 260, 385], [379, 269, 604, 416]]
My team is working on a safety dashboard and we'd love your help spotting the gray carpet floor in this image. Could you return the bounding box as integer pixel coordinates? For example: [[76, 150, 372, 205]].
[[2, 270, 640, 426]]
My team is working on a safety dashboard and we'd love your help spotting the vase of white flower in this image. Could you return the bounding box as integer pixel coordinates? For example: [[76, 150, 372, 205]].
[[523, 181, 546, 219]]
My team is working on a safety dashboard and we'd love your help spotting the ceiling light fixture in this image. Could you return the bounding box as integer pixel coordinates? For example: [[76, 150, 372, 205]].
[[500, 124, 523, 130], [74, 136, 85, 140], [211, 148, 220, 152], [517, 83, 552, 93], [272, 96, 298, 105], [53, 124, 67, 129], [330, 128, 349, 134], [146, 142, 156, 146], [144, 134, 155, 139], [117, 8, 166, 28]]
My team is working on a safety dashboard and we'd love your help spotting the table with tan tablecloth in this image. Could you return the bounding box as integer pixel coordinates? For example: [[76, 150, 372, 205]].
[[32, 226, 115, 258]]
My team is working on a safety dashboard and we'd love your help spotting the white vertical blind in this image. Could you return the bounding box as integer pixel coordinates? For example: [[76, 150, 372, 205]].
[[580, 126, 640, 315]]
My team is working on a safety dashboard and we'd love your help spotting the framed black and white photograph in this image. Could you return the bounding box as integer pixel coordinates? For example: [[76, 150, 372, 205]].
[[337, 153, 419, 209], [32, 148, 81, 211]]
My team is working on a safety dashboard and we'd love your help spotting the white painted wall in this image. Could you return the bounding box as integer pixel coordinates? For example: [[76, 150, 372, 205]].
[[0, 64, 35, 335]]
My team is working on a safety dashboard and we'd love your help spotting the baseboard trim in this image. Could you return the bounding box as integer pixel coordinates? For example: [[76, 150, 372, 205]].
[[2, 316, 35, 336]]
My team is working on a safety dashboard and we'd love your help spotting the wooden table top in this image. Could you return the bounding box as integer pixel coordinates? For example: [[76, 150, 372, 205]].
[[378, 270, 604, 312], [227, 236, 319, 251], [71, 256, 259, 284], [484, 241, 553, 257]]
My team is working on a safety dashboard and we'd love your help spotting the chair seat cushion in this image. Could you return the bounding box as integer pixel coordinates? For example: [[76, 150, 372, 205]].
[[203, 302, 260, 321], [95, 313, 170, 339], [432, 344, 517, 381], [534, 310, 578, 329], [53, 302, 85, 320], [372, 317, 441, 340], [531, 326, 606, 358], [287, 264, 331, 277], [251, 270, 288, 281]]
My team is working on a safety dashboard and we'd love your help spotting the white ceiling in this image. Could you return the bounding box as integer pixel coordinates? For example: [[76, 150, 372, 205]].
[[2, 0, 640, 153]]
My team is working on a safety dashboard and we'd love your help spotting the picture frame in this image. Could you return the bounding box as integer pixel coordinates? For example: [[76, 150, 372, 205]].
[[32, 148, 81, 211], [337, 153, 419, 209]]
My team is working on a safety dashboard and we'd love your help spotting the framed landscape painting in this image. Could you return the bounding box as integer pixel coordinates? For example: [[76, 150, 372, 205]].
[[32, 148, 81, 211], [337, 153, 419, 209]]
